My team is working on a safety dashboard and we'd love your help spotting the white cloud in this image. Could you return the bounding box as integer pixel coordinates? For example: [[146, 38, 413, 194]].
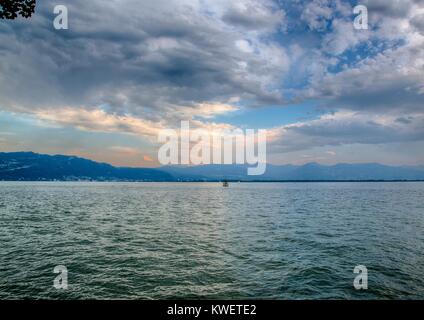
[[268, 111, 424, 152]]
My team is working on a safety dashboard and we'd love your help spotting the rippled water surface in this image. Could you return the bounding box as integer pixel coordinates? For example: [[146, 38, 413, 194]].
[[0, 182, 423, 299]]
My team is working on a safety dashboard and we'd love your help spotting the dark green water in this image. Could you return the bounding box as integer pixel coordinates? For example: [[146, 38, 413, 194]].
[[0, 182, 423, 299]]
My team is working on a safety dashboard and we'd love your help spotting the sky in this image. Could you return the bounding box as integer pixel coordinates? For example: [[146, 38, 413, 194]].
[[0, 0, 424, 167]]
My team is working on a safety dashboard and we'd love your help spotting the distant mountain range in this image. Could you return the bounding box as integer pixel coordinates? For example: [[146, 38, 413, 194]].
[[161, 163, 424, 181], [0, 152, 173, 182], [1, 152, 424, 182]]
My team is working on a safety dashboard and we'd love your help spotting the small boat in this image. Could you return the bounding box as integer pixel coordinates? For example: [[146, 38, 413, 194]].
[[222, 181, 229, 187]]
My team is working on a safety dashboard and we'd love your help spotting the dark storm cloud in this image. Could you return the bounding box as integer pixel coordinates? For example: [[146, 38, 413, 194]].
[[411, 13, 424, 34], [0, 0, 287, 122]]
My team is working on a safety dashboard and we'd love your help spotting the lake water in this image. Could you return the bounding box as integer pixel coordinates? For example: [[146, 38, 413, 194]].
[[0, 182, 423, 299]]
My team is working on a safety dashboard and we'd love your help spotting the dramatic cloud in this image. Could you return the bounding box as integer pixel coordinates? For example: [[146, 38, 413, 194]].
[[286, 0, 424, 154], [304, 41, 424, 113], [33, 108, 165, 137], [411, 13, 424, 34], [0, 0, 287, 125], [269, 111, 424, 152], [222, 1, 285, 30], [0, 0, 423, 165]]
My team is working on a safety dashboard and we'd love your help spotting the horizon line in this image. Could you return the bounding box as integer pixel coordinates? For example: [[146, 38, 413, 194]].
[[1, 150, 424, 169]]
